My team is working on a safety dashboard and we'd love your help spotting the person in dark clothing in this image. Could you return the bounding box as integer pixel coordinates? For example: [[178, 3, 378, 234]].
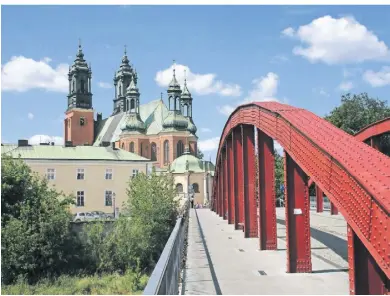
[[190, 197, 194, 208]]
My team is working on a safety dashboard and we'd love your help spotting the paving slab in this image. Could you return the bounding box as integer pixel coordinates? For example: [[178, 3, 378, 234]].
[[183, 208, 349, 295]]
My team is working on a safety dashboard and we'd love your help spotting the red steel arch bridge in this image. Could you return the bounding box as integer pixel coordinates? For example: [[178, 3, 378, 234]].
[[211, 102, 390, 295]]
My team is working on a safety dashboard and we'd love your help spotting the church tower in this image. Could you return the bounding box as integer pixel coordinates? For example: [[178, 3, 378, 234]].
[[113, 46, 135, 115], [64, 41, 94, 146], [181, 72, 197, 135]]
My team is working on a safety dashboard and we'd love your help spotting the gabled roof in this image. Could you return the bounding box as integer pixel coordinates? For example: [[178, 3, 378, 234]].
[[1, 144, 151, 162], [93, 99, 170, 146]]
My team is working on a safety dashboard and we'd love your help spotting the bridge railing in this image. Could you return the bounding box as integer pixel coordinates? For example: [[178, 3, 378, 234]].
[[143, 199, 190, 295]]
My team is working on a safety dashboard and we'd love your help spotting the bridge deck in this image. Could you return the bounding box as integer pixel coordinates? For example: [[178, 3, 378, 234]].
[[182, 208, 349, 295]]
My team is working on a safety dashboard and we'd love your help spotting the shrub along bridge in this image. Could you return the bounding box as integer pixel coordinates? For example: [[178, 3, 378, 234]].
[[143, 103, 389, 295]]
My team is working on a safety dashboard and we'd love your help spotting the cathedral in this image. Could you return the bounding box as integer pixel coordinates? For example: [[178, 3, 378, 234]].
[[64, 44, 198, 169]]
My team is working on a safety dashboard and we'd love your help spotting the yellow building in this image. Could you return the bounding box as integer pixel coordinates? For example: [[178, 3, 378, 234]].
[[1, 141, 152, 214]]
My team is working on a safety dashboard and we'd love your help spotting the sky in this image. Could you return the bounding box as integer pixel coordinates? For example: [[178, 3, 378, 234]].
[[2, 5, 390, 162]]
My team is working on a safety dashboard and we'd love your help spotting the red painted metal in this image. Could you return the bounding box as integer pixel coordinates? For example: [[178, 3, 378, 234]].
[[242, 125, 258, 238], [257, 129, 277, 250], [347, 225, 356, 295], [354, 117, 390, 142], [233, 126, 245, 231], [331, 202, 339, 215], [284, 152, 312, 273], [223, 148, 228, 220], [219, 161, 224, 218], [212, 101, 390, 281], [227, 135, 235, 224], [316, 185, 324, 213]]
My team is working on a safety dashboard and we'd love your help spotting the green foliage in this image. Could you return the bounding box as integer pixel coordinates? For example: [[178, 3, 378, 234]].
[[274, 150, 284, 203], [1, 154, 84, 285], [124, 172, 179, 270], [197, 149, 204, 159], [324, 92, 390, 156], [2, 271, 148, 295]]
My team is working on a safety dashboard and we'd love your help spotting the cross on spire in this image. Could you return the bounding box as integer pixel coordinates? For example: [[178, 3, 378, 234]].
[[124, 45, 127, 55], [184, 69, 187, 83], [78, 38, 82, 48], [173, 59, 176, 76]]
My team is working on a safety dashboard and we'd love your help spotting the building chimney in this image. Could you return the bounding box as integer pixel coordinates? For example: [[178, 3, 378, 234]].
[[97, 112, 103, 122], [65, 141, 73, 147], [18, 139, 29, 147], [101, 141, 110, 147]]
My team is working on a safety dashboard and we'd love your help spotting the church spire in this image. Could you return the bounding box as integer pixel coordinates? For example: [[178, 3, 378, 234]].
[[167, 60, 182, 112]]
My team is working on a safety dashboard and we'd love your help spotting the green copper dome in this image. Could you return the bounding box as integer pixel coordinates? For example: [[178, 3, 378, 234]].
[[126, 79, 139, 96], [170, 152, 203, 173], [162, 110, 188, 130], [121, 113, 146, 133], [187, 117, 197, 134], [181, 80, 191, 100]]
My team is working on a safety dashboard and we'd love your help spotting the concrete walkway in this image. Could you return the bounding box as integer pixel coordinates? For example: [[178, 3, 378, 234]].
[[182, 208, 349, 295]]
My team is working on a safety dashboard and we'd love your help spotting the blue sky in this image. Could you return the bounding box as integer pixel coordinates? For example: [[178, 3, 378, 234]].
[[2, 5, 390, 161]]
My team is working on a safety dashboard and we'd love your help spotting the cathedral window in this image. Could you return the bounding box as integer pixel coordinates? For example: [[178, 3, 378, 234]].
[[119, 85, 122, 96], [72, 80, 75, 92], [164, 140, 169, 164], [177, 141, 184, 158], [176, 97, 180, 111], [81, 79, 85, 93], [126, 100, 129, 112], [130, 142, 135, 153], [151, 142, 157, 161], [130, 99, 135, 112]]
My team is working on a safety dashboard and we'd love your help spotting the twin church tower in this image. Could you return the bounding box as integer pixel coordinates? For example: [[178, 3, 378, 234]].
[[64, 43, 198, 168]]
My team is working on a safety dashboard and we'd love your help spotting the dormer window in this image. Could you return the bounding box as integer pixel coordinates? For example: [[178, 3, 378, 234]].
[[80, 117, 85, 126]]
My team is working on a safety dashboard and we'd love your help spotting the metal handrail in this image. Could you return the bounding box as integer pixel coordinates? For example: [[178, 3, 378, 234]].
[[143, 200, 190, 295]]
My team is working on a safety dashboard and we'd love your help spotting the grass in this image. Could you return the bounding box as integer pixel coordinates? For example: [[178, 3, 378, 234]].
[[2, 271, 149, 295]]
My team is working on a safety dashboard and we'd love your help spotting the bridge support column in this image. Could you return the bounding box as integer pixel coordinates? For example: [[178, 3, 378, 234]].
[[330, 202, 338, 215], [315, 185, 323, 213], [242, 125, 258, 238], [227, 135, 235, 224], [284, 152, 312, 273], [222, 148, 228, 220], [257, 129, 277, 250], [233, 126, 244, 231], [347, 225, 389, 295], [219, 161, 224, 218]]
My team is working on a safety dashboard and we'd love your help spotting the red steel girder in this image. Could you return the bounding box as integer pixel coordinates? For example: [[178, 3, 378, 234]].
[[331, 202, 339, 215], [227, 135, 235, 224], [219, 161, 224, 218], [257, 129, 277, 250], [354, 117, 390, 143], [284, 152, 312, 273], [316, 185, 324, 213], [242, 125, 258, 238], [223, 148, 228, 220], [233, 126, 245, 231], [213, 102, 390, 279]]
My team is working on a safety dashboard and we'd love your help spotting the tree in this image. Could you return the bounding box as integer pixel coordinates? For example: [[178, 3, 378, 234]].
[[324, 92, 390, 156], [197, 149, 204, 159], [1, 154, 83, 284], [274, 150, 284, 206], [123, 171, 179, 271]]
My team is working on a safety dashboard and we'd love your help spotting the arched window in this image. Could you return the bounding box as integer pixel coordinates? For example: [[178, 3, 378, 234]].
[[151, 142, 157, 161], [177, 141, 184, 158], [183, 104, 188, 117], [130, 99, 135, 112], [126, 100, 129, 111], [176, 97, 180, 111], [164, 140, 169, 164], [176, 183, 183, 193], [81, 79, 85, 92], [119, 85, 122, 96], [130, 142, 135, 153], [121, 143, 125, 149], [192, 183, 199, 193], [169, 96, 174, 111], [72, 80, 75, 92]]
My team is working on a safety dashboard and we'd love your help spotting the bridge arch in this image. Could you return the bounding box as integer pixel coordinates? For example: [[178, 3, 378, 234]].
[[212, 102, 390, 294]]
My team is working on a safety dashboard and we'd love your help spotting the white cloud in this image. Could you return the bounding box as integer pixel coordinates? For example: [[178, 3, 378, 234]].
[[363, 66, 390, 87], [274, 140, 283, 155], [218, 72, 280, 116], [270, 54, 289, 64], [29, 135, 64, 145], [338, 81, 354, 91], [198, 137, 220, 152], [312, 87, 330, 97], [283, 15, 390, 64], [155, 63, 241, 97], [27, 112, 34, 120], [2, 56, 69, 92], [98, 82, 112, 89], [282, 27, 295, 37], [200, 128, 212, 133]]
